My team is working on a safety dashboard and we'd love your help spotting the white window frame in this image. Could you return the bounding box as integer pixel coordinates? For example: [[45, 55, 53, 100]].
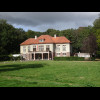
[[33, 45, 36, 51], [23, 46, 26, 53], [33, 45, 36, 48], [46, 45, 50, 51], [56, 45, 60, 52], [62, 45, 66, 51], [39, 45, 44, 51], [28, 46, 30, 52]]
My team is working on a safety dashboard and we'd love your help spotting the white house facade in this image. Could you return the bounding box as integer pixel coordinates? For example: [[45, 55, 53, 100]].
[[20, 34, 71, 60]]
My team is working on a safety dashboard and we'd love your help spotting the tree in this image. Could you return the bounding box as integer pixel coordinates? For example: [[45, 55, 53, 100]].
[[0, 19, 26, 55], [93, 14, 100, 57], [26, 30, 36, 38], [93, 14, 100, 29], [81, 33, 97, 57]]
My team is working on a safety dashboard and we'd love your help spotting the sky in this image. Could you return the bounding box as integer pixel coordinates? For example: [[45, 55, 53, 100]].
[[0, 12, 100, 32]]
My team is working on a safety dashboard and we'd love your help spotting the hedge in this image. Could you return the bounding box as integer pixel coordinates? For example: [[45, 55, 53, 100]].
[[54, 57, 95, 61], [54, 57, 85, 61]]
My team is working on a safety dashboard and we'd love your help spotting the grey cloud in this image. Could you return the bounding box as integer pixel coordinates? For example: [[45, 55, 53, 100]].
[[0, 12, 100, 31]]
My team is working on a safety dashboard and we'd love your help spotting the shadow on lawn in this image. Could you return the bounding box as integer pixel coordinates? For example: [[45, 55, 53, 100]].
[[0, 63, 46, 73]]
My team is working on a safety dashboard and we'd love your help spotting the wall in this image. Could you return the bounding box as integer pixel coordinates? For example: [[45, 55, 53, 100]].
[[55, 43, 70, 57], [20, 44, 54, 54], [20, 43, 70, 57], [55, 43, 70, 53], [20, 45, 28, 54]]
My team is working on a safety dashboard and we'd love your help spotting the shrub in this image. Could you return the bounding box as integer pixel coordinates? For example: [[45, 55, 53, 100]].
[[0, 55, 10, 61], [91, 57, 95, 61], [0, 54, 21, 61], [54, 56, 96, 61], [96, 51, 100, 58], [54, 57, 85, 61], [11, 56, 21, 61]]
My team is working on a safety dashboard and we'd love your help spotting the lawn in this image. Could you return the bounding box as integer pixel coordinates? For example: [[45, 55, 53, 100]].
[[0, 60, 100, 87]]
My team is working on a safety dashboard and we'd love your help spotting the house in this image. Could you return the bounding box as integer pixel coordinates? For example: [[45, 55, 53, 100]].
[[20, 34, 71, 60]]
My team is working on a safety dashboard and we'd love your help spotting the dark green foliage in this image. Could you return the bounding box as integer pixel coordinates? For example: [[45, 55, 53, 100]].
[[0, 55, 10, 61], [54, 57, 95, 61], [0, 55, 21, 61], [54, 57, 85, 61], [81, 33, 97, 56], [0, 19, 26, 55], [9, 56, 21, 61], [90, 57, 95, 61], [96, 51, 100, 57]]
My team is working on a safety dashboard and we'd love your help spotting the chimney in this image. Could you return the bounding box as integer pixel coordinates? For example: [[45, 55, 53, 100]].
[[54, 34, 56, 38], [35, 35, 37, 39]]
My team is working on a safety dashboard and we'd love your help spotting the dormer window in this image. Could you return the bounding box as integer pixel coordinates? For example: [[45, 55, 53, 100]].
[[39, 39, 44, 42]]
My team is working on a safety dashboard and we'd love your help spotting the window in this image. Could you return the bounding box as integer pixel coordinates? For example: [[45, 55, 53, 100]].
[[33, 45, 36, 48], [28, 46, 30, 52], [23, 46, 26, 52], [62, 45, 66, 51], [56, 45, 60, 51], [33, 45, 36, 52], [57, 53, 60, 56], [39, 45, 44, 51], [39, 39, 44, 42], [63, 53, 66, 56], [46, 45, 50, 52]]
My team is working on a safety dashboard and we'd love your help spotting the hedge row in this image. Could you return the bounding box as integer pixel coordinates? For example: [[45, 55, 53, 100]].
[[54, 57, 85, 61], [54, 57, 95, 61]]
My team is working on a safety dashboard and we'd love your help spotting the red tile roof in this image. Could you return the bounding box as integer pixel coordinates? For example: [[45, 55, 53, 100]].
[[20, 38, 35, 45], [52, 36, 70, 43], [20, 35, 70, 45]]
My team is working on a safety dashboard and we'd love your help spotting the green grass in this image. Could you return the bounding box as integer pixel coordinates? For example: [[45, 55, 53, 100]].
[[0, 60, 100, 87]]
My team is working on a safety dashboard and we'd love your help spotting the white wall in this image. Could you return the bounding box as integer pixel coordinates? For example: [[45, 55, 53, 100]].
[[20, 45, 28, 54], [20, 43, 70, 54], [55, 43, 70, 53], [20, 44, 54, 54]]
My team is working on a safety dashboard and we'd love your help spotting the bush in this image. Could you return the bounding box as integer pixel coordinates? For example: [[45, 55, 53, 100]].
[[0, 55, 10, 61], [9, 55, 21, 61], [0, 54, 21, 61], [91, 57, 95, 61], [54, 57, 85, 61], [96, 51, 100, 58], [54, 57, 96, 61], [13, 56, 21, 61]]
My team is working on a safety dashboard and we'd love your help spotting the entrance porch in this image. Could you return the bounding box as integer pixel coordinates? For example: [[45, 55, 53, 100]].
[[29, 51, 53, 60]]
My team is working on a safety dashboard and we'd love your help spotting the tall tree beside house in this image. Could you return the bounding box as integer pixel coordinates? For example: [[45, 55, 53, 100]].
[[0, 19, 26, 55], [81, 33, 97, 57], [60, 27, 92, 54], [93, 14, 100, 57]]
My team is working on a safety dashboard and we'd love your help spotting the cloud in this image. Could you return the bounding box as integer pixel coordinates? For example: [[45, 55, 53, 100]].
[[0, 12, 100, 32]]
